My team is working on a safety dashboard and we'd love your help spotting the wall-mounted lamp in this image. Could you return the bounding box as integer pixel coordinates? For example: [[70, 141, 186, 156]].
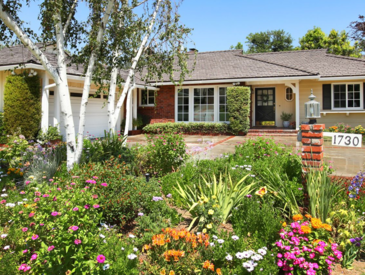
[[232, 82, 241, 86]]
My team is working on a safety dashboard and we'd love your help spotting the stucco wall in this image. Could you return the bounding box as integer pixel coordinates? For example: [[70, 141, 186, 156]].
[[299, 79, 365, 127]]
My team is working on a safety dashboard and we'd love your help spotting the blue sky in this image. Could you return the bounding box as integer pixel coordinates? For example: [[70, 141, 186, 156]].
[[19, 0, 365, 52]]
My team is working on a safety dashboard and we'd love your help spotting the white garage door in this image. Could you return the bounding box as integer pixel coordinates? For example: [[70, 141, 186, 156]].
[[49, 91, 109, 138]]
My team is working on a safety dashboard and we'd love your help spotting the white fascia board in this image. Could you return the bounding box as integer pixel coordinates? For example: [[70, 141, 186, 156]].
[[319, 76, 365, 81], [0, 64, 44, 71], [151, 75, 320, 86]]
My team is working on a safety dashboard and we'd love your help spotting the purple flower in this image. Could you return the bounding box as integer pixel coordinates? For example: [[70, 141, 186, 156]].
[[166, 194, 172, 198], [138, 212, 144, 216], [152, 196, 163, 201]]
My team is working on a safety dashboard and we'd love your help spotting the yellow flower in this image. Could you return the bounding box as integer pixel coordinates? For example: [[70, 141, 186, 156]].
[[282, 222, 287, 227], [202, 228, 207, 233], [211, 195, 216, 199], [311, 218, 322, 229], [301, 225, 311, 234], [208, 209, 214, 215], [255, 186, 267, 197], [206, 223, 212, 229], [293, 214, 303, 221]]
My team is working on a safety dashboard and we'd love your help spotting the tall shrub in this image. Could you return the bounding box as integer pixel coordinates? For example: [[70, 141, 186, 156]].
[[227, 86, 251, 134], [4, 73, 41, 138]]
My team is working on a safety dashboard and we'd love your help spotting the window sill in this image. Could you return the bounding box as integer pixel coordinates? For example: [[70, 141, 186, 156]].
[[321, 110, 365, 116]]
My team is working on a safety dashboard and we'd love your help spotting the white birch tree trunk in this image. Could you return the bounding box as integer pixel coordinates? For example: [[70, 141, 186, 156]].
[[107, 51, 120, 131], [74, 0, 114, 163], [110, 0, 162, 131]]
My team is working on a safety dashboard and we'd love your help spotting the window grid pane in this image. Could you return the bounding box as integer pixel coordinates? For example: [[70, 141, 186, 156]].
[[219, 87, 228, 122], [333, 84, 362, 109], [194, 88, 215, 122], [177, 89, 189, 122]]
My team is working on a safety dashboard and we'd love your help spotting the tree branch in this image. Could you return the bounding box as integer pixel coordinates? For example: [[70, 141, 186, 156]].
[[0, 3, 58, 80], [63, 0, 78, 37]]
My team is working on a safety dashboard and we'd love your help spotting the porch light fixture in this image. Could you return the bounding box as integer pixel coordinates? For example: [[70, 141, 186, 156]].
[[304, 89, 320, 124], [232, 82, 240, 86]]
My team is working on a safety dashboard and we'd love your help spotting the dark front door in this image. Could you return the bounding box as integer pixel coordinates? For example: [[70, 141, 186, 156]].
[[255, 88, 275, 126]]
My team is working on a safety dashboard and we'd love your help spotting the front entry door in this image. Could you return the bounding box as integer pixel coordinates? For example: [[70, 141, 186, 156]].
[[255, 88, 275, 126]]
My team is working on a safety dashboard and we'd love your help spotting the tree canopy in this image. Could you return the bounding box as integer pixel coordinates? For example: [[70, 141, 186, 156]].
[[299, 27, 361, 57], [349, 15, 365, 52], [244, 30, 293, 53]]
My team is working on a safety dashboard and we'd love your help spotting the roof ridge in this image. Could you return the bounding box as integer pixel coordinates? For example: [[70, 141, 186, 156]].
[[325, 53, 365, 63], [236, 54, 319, 75], [193, 49, 242, 55], [245, 49, 327, 56]]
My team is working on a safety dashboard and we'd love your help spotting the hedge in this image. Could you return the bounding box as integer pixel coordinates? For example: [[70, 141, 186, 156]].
[[4, 73, 42, 138], [143, 122, 230, 134], [227, 86, 251, 134]]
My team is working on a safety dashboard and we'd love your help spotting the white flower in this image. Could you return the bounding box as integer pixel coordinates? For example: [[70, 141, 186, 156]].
[[5, 203, 15, 208], [127, 253, 137, 260], [246, 168, 251, 171], [251, 254, 263, 261], [121, 247, 125, 251], [1, 194, 8, 197], [226, 254, 233, 261], [212, 235, 218, 240], [129, 234, 135, 238], [102, 264, 110, 270], [23, 199, 28, 201], [99, 234, 105, 239], [231, 235, 239, 241], [246, 266, 254, 272], [236, 252, 244, 259], [3, 245, 10, 250], [217, 239, 224, 244], [17, 202, 23, 205], [241, 251, 251, 258], [1, 234, 7, 238], [209, 242, 215, 247], [257, 249, 267, 256], [1, 188, 5, 192], [133, 247, 138, 252], [232, 167, 236, 170], [250, 175, 255, 177]]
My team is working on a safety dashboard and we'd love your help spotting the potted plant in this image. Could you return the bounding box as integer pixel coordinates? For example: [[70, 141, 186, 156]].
[[280, 112, 293, 128]]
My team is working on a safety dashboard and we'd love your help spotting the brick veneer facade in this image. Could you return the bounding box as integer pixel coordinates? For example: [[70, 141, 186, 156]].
[[137, 85, 175, 123], [301, 124, 325, 171]]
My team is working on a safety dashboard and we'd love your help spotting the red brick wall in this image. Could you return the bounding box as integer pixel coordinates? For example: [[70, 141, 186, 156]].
[[137, 85, 175, 123]]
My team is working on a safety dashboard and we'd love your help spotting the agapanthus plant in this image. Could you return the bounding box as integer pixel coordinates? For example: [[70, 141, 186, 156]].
[[275, 214, 342, 275]]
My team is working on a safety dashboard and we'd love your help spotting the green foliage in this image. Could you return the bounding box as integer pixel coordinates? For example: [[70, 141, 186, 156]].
[[175, 173, 255, 231], [349, 15, 365, 51], [0, 112, 7, 143], [230, 42, 244, 50], [299, 27, 361, 57], [37, 126, 62, 142], [143, 122, 230, 134], [4, 73, 41, 139], [0, 134, 29, 168], [0, 178, 139, 274], [134, 132, 187, 176], [306, 169, 344, 222], [81, 131, 134, 164], [280, 111, 293, 121], [245, 29, 293, 53], [227, 86, 251, 134], [231, 198, 282, 248]]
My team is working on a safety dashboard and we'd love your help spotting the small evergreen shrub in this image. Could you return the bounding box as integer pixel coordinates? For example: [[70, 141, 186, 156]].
[[4, 73, 41, 139], [143, 122, 229, 134], [0, 112, 7, 143], [227, 86, 251, 134]]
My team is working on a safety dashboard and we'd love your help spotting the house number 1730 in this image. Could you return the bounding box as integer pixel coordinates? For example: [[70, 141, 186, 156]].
[[332, 133, 362, 148]]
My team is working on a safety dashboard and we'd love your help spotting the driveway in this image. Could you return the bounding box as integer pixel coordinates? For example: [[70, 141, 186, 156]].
[[127, 134, 364, 177]]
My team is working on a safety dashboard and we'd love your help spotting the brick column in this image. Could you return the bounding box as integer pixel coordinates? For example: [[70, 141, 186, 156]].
[[301, 124, 325, 172]]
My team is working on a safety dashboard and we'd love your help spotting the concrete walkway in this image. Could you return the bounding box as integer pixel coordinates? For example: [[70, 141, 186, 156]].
[[127, 134, 364, 177]]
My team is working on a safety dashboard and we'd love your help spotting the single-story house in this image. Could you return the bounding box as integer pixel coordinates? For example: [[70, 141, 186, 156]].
[[0, 45, 364, 137]]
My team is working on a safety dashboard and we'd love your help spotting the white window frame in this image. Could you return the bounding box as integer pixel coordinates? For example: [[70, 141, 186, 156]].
[[174, 84, 233, 123], [331, 82, 363, 110], [139, 89, 155, 106], [285, 87, 294, 102]]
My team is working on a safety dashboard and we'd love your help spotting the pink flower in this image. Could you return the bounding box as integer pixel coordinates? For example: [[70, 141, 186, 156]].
[[73, 207, 79, 211], [49, 179, 54, 182], [307, 269, 316, 275], [23, 249, 28, 254], [277, 253, 283, 258], [30, 254, 37, 260], [309, 253, 315, 259], [92, 176, 98, 179], [22, 227, 28, 232], [19, 211, 23, 214], [25, 181, 30, 185], [57, 188, 61, 191], [34, 191, 41, 196], [43, 194, 49, 198], [20, 191, 25, 194], [40, 223, 44, 226], [70, 182, 76, 185], [96, 254, 106, 263], [51, 212, 58, 216], [29, 213, 35, 218], [74, 239, 82, 245], [84, 204, 90, 209], [92, 195, 98, 199], [101, 183, 108, 187], [30, 222, 35, 227], [47, 245, 55, 251], [93, 204, 100, 209], [31, 234, 39, 240], [277, 259, 283, 267], [70, 226, 79, 231], [0, 199, 6, 204], [80, 190, 85, 193], [19, 264, 31, 271]]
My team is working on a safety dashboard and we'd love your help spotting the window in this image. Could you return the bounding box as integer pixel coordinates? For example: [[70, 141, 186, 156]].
[[333, 83, 361, 109], [193, 88, 214, 121], [140, 89, 155, 106], [177, 89, 189, 122], [219, 87, 228, 122], [285, 87, 293, 101]]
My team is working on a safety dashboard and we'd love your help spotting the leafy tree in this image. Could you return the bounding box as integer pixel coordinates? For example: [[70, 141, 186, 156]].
[[230, 42, 243, 50], [245, 29, 293, 53], [0, 0, 192, 169], [299, 27, 361, 57], [349, 15, 365, 51]]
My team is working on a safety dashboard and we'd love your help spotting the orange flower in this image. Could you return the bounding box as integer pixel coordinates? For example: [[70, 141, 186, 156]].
[[300, 225, 311, 234], [305, 214, 312, 219], [312, 239, 321, 245], [255, 186, 267, 197], [292, 214, 303, 221], [169, 271, 175, 275], [143, 244, 151, 251], [216, 268, 222, 275], [203, 260, 211, 269], [282, 222, 287, 227], [322, 223, 332, 231], [209, 263, 215, 272], [311, 218, 322, 229], [160, 270, 166, 275]]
